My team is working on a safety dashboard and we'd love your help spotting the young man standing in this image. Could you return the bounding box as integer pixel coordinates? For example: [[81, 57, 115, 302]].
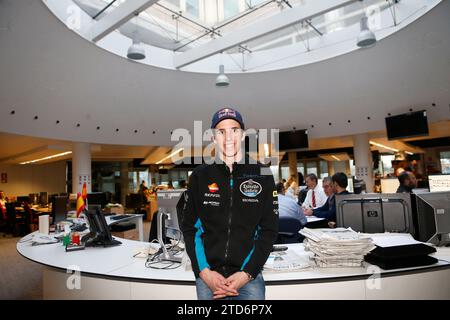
[[181, 107, 279, 300]]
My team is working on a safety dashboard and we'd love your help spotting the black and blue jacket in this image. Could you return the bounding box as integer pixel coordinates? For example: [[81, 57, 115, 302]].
[[181, 159, 278, 279]]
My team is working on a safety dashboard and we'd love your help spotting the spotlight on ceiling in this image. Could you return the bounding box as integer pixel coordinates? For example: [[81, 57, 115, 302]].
[[127, 32, 146, 60], [357, 16, 376, 48], [215, 65, 229, 87]]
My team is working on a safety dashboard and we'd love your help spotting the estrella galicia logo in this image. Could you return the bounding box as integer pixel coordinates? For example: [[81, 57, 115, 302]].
[[240, 179, 262, 197]]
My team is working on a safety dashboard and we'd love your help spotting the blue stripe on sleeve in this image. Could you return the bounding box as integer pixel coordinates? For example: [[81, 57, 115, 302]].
[[240, 245, 255, 270], [241, 225, 260, 270], [194, 218, 210, 272]]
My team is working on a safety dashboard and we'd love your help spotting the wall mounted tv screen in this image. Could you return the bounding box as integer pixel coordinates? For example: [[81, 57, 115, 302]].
[[385, 110, 429, 140], [279, 129, 308, 151]]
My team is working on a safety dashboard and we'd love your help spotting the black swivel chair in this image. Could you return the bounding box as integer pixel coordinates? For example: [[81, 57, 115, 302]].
[[0, 206, 7, 235], [276, 216, 304, 244], [5, 203, 17, 236]]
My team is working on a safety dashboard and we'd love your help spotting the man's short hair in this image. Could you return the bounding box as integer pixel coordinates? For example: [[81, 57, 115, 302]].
[[322, 177, 332, 184], [398, 171, 410, 185], [306, 173, 318, 183], [332, 172, 348, 188], [276, 182, 285, 194]]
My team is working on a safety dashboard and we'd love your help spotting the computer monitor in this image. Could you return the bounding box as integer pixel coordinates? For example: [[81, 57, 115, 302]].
[[52, 196, 68, 223], [156, 189, 186, 263], [336, 193, 414, 235], [81, 208, 121, 247], [157, 189, 185, 241], [17, 196, 30, 205], [428, 174, 450, 192], [39, 192, 48, 206], [29, 193, 39, 205], [87, 192, 107, 208], [413, 191, 450, 246]]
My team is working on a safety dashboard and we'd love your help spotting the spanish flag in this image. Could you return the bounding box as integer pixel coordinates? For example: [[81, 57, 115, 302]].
[[76, 192, 85, 218], [82, 182, 88, 200]]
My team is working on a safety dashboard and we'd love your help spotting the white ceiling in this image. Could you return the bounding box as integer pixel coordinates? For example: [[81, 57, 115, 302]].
[[0, 0, 449, 147]]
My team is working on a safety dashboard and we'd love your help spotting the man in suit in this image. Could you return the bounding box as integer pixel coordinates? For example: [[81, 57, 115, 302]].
[[303, 172, 350, 222]]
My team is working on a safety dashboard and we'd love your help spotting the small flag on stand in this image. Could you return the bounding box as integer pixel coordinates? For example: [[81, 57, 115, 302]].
[[76, 192, 85, 218]]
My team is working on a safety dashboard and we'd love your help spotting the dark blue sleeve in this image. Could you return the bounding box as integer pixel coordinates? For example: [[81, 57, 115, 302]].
[[313, 198, 329, 214], [313, 197, 336, 221]]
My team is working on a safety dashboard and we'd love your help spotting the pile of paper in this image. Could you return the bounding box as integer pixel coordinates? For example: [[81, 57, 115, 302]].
[[300, 227, 376, 267]]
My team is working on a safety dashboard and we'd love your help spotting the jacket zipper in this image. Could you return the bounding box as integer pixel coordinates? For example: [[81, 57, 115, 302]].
[[223, 166, 233, 274]]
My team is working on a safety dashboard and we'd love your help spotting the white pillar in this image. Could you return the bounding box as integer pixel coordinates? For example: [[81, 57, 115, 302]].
[[353, 133, 374, 193], [72, 142, 92, 194], [120, 161, 129, 206]]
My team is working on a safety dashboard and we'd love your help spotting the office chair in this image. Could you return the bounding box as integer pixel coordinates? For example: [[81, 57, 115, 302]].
[[276, 216, 304, 244], [5, 203, 17, 236]]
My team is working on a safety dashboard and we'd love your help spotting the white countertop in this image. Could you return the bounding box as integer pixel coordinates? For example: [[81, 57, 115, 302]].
[[17, 233, 450, 284]]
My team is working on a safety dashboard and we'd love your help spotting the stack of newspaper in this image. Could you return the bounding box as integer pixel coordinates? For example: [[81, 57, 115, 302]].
[[300, 227, 376, 267]]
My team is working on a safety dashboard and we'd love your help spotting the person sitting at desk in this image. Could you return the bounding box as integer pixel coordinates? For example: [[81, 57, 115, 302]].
[[302, 173, 327, 210], [304, 173, 350, 222], [396, 171, 417, 193], [0, 190, 7, 220], [276, 183, 307, 226]]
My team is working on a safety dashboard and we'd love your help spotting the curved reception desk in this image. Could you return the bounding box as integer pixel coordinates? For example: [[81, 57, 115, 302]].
[[17, 234, 450, 300]]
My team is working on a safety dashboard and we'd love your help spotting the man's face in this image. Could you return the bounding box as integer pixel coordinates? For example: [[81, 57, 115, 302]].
[[213, 119, 243, 160], [407, 173, 417, 188], [322, 181, 333, 197], [305, 177, 317, 189]]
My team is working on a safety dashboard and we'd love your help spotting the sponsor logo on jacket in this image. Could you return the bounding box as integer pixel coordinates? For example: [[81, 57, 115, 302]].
[[240, 179, 262, 197], [208, 183, 219, 193]]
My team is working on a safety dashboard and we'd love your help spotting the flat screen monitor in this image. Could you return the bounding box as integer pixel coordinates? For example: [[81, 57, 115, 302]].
[[52, 196, 68, 223], [428, 174, 450, 192], [29, 193, 39, 205], [413, 191, 450, 246], [157, 189, 185, 241], [39, 192, 48, 206], [17, 196, 30, 205], [336, 193, 414, 235], [82, 208, 121, 247], [87, 192, 107, 208], [385, 110, 429, 140], [279, 129, 308, 151]]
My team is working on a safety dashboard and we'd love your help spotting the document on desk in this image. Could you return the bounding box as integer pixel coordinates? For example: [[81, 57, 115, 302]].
[[28, 233, 58, 246], [365, 233, 422, 248], [306, 216, 325, 223], [264, 250, 314, 272]]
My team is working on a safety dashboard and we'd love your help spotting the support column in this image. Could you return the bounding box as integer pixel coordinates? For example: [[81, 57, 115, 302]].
[[288, 152, 298, 182], [353, 133, 374, 193], [72, 142, 91, 194], [345, 160, 351, 176], [327, 161, 335, 176], [120, 161, 129, 206]]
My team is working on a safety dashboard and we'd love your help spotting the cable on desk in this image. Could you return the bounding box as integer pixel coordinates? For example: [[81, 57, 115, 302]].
[[144, 239, 183, 270]]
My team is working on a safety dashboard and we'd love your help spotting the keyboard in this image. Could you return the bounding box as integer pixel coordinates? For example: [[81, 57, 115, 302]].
[[110, 214, 132, 221]]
